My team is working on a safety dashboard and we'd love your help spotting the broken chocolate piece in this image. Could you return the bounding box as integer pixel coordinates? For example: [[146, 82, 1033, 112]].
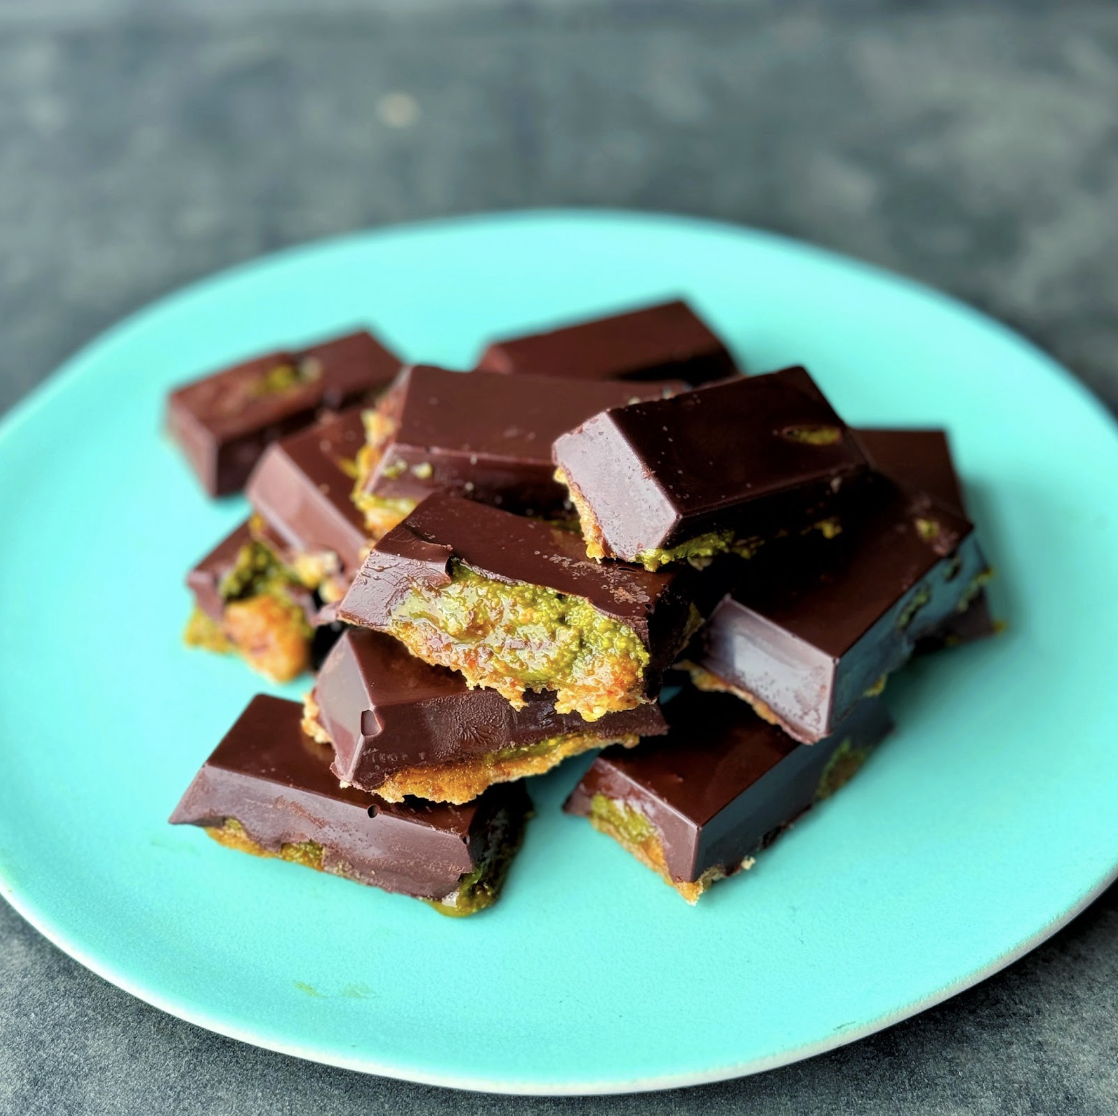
[[184, 520, 316, 682], [168, 329, 400, 496], [307, 628, 668, 803], [553, 366, 868, 568], [565, 689, 893, 903], [855, 428, 996, 648], [336, 492, 705, 721], [246, 406, 369, 600], [684, 466, 990, 743], [170, 694, 531, 916], [476, 298, 738, 385], [352, 366, 684, 535]]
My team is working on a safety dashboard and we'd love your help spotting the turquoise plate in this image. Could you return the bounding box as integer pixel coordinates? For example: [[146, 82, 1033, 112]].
[[2, 211, 1117, 1095]]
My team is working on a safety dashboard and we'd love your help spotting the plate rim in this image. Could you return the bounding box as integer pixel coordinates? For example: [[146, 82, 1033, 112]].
[[3, 207, 1118, 1096]]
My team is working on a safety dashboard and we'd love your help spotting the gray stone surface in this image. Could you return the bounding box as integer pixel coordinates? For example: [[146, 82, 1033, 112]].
[[2, 2, 1117, 1113]]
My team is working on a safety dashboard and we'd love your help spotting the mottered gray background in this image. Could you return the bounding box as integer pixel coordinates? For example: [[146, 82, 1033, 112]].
[[1, 2, 1117, 1113]]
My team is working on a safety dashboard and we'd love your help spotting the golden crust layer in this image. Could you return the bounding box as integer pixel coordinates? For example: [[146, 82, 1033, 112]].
[[586, 809, 730, 904]]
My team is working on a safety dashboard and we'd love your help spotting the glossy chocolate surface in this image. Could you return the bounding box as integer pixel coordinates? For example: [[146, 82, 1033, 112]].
[[169, 694, 530, 900], [167, 329, 400, 496], [337, 492, 701, 687], [476, 298, 738, 385], [361, 366, 684, 519], [553, 366, 868, 559], [565, 690, 893, 885], [246, 407, 368, 586], [856, 428, 995, 647], [314, 628, 667, 793], [691, 434, 989, 742]]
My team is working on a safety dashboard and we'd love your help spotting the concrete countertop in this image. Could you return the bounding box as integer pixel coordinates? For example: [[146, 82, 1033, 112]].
[[1, 3, 1116, 1113]]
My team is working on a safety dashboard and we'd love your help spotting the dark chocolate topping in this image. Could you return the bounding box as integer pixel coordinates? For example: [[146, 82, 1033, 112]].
[[315, 628, 668, 792], [364, 366, 684, 517], [476, 298, 738, 385], [854, 428, 965, 511], [566, 690, 893, 883], [730, 476, 974, 658], [854, 428, 996, 650], [246, 407, 368, 581], [691, 428, 989, 740], [553, 366, 868, 555], [169, 694, 530, 900], [167, 329, 400, 496]]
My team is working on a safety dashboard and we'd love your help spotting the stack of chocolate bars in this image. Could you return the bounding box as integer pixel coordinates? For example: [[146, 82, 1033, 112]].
[[168, 300, 994, 915]]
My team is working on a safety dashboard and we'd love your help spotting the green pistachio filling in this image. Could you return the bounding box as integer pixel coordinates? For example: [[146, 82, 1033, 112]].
[[815, 739, 871, 802], [210, 818, 325, 870], [633, 530, 737, 571], [389, 561, 650, 721], [351, 491, 418, 538], [588, 794, 658, 848], [218, 538, 307, 602], [634, 531, 766, 572], [250, 358, 320, 397], [956, 568, 994, 612], [782, 424, 842, 445], [426, 806, 526, 918], [183, 607, 234, 654]]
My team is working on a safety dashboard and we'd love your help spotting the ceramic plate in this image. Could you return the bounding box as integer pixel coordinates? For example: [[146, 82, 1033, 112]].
[[2, 211, 1116, 1095]]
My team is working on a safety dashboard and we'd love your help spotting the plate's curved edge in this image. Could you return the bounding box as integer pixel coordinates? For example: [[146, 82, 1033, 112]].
[[4, 862, 1116, 1096], [5, 207, 1115, 447]]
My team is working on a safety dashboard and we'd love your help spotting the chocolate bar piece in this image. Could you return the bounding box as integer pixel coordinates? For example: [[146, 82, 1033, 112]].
[[565, 690, 893, 903], [352, 366, 683, 538], [246, 407, 369, 601], [554, 367, 868, 569], [170, 695, 531, 916], [168, 329, 400, 496], [183, 520, 316, 683], [306, 628, 668, 803], [684, 456, 990, 743], [336, 492, 703, 722], [475, 299, 738, 385], [855, 428, 996, 648]]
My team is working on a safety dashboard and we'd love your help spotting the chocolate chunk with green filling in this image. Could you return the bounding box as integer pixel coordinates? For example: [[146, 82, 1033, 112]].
[[307, 628, 667, 803], [553, 366, 868, 568], [564, 690, 893, 903], [184, 519, 316, 682], [167, 329, 401, 497], [686, 429, 991, 743], [170, 695, 531, 915], [352, 364, 685, 534], [336, 493, 711, 722]]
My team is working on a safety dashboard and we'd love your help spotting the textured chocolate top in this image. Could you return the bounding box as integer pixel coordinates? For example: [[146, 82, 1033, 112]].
[[246, 407, 368, 582], [169, 694, 529, 899], [476, 298, 738, 385], [167, 329, 400, 496], [565, 690, 893, 883], [362, 366, 684, 517], [337, 491, 696, 657], [553, 366, 868, 557], [314, 628, 668, 792]]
